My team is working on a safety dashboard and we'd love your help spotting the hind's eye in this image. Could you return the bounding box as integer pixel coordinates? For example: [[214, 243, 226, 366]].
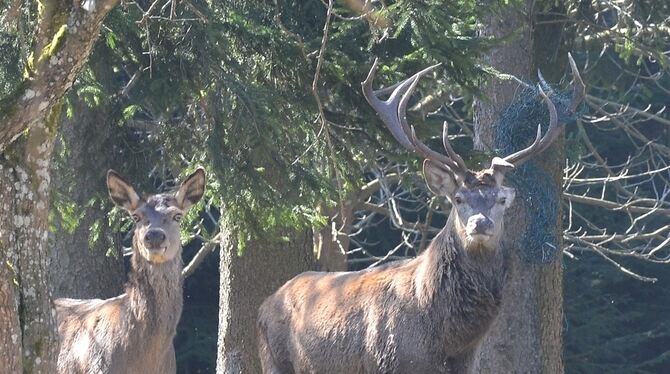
[[173, 213, 183, 222], [454, 196, 463, 205], [498, 198, 507, 205], [131, 214, 141, 223]]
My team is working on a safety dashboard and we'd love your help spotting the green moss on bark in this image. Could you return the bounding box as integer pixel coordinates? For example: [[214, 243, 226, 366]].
[[37, 24, 68, 66]]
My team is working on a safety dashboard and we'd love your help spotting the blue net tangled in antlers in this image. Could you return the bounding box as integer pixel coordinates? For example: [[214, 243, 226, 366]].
[[494, 84, 581, 264]]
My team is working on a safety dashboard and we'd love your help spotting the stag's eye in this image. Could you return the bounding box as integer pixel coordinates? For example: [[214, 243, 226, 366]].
[[173, 213, 183, 222], [454, 196, 464, 205], [131, 214, 141, 223], [498, 198, 507, 205]]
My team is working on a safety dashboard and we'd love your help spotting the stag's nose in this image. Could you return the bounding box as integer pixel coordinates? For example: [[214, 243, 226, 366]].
[[144, 229, 166, 249], [466, 214, 494, 237]]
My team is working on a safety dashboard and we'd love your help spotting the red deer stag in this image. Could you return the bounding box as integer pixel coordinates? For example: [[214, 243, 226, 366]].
[[55, 168, 206, 374], [257, 56, 584, 373]]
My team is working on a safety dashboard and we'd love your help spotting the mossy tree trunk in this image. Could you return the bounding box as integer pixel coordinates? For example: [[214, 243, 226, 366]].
[[0, 1, 120, 372], [1, 112, 61, 374], [471, 1, 564, 373], [216, 227, 314, 373]]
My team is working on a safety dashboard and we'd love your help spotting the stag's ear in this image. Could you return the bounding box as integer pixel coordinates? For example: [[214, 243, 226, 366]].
[[107, 170, 142, 211], [423, 160, 458, 198], [175, 167, 206, 210]]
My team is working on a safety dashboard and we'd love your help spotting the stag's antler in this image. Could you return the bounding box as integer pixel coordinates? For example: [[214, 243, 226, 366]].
[[362, 54, 584, 175], [568, 52, 585, 112], [362, 58, 469, 179]]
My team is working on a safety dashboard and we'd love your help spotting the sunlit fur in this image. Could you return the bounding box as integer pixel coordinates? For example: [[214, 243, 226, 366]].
[[257, 167, 516, 374], [55, 169, 204, 374]]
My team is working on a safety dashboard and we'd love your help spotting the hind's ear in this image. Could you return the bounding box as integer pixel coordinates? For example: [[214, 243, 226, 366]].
[[175, 167, 206, 210], [107, 170, 141, 211]]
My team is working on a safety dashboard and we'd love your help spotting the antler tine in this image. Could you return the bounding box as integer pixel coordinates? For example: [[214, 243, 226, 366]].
[[405, 122, 464, 175], [396, 66, 467, 174], [568, 52, 585, 112], [371, 76, 406, 97], [537, 69, 554, 95], [441, 121, 468, 172], [502, 84, 560, 167], [363, 59, 468, 176], [408, 125, 460, 175]]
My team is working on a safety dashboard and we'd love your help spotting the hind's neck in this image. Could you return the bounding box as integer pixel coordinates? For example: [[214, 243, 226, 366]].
[[126, 245, 184, 335]]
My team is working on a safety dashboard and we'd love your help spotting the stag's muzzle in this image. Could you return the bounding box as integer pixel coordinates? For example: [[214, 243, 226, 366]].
[[466, 214, 494, 239]]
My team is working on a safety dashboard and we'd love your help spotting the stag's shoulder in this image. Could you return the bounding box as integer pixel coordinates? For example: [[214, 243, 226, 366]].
[[266, 258, 418, 306]]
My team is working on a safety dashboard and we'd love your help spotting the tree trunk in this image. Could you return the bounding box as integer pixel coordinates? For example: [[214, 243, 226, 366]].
[[0, 112, 61, 373], [49, 97, 125, 299], [0, 169, 23, 374], [216, 227, 314, 373], [0, 1, 121, 150], [471, 1, 564, 373], [0, 2, 120, 371]]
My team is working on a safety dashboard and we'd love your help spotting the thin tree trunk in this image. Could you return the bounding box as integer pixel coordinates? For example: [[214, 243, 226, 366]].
[[313, 203, 351, 272], [0, 112, 61, 373], [0, 2, 120, 371], [0, 1, 121, 150], [471, 1, 564, 373], [49, 97, 125, 299], [0, 170, 23, 374], [216, 227, 314, 373]]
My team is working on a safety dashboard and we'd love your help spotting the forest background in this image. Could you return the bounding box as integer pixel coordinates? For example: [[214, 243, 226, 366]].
[[0, 0, 668, 373]]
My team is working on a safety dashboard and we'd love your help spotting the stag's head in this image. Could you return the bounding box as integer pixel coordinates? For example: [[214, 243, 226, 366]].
[[363, 56, 583, 250], [106, 168, 206, 264]]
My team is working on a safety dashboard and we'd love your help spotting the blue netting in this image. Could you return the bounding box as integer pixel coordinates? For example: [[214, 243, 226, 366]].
[[494, 85, 578, 264]]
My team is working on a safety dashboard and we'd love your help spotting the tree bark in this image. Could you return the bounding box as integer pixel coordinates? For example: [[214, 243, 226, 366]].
[[0, 1, 120, 371], [0, 112, 61, 373], [216, 227, 314, 374], [0, 168, 23, 374], [49, 97, 125, 299], [471, 1, 564, 373], [0, 1, 121, 150]]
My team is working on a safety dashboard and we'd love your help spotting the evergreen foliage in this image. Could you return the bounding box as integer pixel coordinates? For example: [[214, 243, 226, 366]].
[[45, 0, 493, 249]]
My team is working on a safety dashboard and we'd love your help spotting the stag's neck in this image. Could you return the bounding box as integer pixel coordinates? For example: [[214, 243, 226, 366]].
[[414, 212, 504, 309], [126, 247, 183, 336]]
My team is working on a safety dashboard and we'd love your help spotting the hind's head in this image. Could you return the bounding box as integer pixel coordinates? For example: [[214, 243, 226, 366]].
[[106, 168, 206, 264]]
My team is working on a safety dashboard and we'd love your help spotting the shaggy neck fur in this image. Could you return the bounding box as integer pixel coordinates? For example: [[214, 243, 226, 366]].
[[126, 234, 184, 342], [414, 209, 505, 314]]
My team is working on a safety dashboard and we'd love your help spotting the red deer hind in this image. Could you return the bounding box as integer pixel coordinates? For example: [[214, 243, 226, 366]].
[[257, 56, 584, 373], [55, 168, 206, 374]]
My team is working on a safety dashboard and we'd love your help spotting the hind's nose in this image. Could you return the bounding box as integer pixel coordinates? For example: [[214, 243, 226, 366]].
[[466, 214, 494, 236], [144, 229, 166, 249]]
